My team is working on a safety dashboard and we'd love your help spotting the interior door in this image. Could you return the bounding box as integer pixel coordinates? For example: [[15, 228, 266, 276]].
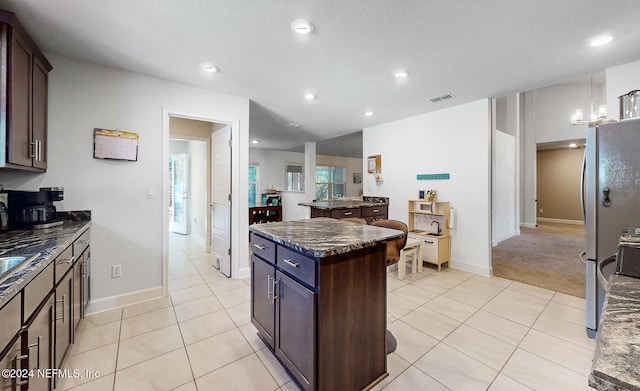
[[169, 153, 190, 234], [211, 125, 232, 276]]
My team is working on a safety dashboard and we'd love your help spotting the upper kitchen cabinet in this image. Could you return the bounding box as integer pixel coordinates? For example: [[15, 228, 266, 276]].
[[0, 10, 52, 171]]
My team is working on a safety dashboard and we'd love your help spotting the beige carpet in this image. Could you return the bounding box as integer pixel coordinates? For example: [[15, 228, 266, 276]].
[[492, 223, 586, 298]]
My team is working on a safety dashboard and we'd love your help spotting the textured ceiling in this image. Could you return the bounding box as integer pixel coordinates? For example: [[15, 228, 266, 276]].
[[1, 0, 640, 154]]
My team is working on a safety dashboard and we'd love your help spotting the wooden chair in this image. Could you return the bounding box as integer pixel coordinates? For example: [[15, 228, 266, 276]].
[[341, 217, 368, 224], [370, 219, 408, 267]]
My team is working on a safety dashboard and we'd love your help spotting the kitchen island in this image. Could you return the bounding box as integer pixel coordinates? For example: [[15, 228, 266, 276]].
[[249, 218, 404, 391], [589, 273, 640, 390], [299, 196, 389, 223]]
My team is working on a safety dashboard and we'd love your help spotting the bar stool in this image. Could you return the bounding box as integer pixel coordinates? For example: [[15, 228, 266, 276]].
[[398, 238, 422, 279]]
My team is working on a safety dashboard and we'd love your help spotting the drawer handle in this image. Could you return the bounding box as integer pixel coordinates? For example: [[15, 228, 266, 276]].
[[253, 243, 266, 251], [282, 258, 300, 268], [58, 256, 76, 265], [372, 209, 379, 213], [344, 212, 353, 216], [424, 241, 434, 245]]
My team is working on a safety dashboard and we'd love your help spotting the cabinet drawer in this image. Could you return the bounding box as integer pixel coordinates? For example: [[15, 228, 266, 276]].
[[54, 245, 74, 284], [362, 205, 387, 217], [0, 294, 21, 353], [73, 228, 90, 256], [330, 208, 361, 219], [277, 247, 317, 287], [23, 262, 53, 322], [251, 233, 276, 262]]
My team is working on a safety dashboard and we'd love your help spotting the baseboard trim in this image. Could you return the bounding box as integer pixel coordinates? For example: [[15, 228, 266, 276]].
[[492, 231, 518, 247], [191, 233, 206, 248], [86, 286, 164, 315], [521, 222, 537, 228], [451, 260, 491, 277], [234, 266, 250, 279], [537, 217, 584, 226]]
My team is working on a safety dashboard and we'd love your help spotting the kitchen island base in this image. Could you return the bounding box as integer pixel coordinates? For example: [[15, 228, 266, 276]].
[[250, 228, 391, 391]]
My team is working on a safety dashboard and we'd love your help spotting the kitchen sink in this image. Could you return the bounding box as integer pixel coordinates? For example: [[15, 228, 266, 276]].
[[0, 254, 39, 284]]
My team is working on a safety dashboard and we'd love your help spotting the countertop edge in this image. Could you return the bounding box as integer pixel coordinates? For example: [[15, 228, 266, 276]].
[[297, 201, 389, 210], [0, 220, 91, 308]]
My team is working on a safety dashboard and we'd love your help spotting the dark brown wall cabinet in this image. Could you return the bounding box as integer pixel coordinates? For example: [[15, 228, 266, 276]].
[[0, 9, 52, 171]]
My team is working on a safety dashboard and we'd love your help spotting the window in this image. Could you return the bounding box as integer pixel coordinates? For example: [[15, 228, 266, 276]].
[[249, 164, 258, 205], [286, 163, 304, 191], [315, 166, 346, 200]]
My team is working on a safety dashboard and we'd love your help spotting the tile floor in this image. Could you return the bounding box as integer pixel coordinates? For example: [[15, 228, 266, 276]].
[[60, 234, 598, 391]]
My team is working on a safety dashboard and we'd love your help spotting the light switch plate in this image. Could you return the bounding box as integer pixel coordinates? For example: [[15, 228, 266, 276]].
[[146, 186, 156, 199]]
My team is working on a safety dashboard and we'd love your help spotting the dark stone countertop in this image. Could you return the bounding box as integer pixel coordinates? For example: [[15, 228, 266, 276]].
[[0, 211, 91, 308], [249, 217, 404, 258], [298, 199, 388, 210], [589, 273, 640, 391]]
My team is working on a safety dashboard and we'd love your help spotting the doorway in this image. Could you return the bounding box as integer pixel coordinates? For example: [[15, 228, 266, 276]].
[[165, 115, 233, 295]]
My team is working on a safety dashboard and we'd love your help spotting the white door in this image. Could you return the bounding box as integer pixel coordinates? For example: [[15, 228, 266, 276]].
[[169, 154, 190, 235], [211, 125, 231, 276]]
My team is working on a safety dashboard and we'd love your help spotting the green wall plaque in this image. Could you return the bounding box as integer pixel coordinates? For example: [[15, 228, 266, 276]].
[[417, 173, 450, 180]]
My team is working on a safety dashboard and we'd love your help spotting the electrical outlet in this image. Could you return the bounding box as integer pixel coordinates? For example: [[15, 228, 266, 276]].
[[112, 264, 122, 278]]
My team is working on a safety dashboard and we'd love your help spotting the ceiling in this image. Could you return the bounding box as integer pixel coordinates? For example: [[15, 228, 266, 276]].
[[2, 0, 640, 155]]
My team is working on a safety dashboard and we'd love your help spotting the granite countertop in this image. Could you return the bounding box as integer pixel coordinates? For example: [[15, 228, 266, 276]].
[[0, 211, 91, 308], [298, 197, 389, 210], [589, 273, 640, 391], [249, 217, 404, 258]]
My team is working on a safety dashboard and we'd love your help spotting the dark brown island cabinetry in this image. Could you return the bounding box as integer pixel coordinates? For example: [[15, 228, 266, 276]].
[[302, 199, 389, 224], [250, 219, 401, 391], [0, 9, 52, 171]]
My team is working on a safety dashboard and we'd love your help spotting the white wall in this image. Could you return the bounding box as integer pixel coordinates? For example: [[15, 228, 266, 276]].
[[606, 59, 640, 121], [532, 82, 603, 143], [0, 54, 250, 312], [493, 130, 517, 244], [363, 99, 492, 276]]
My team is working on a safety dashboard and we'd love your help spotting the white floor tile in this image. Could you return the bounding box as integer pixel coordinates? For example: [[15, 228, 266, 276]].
[[464, 310, 529, 346], [533, 312, 596, 350], [502, 349, 588, 391], [482, 297, 542, 327], [443, 285, 493, 308], [185, 328, 253, 378], [195, 354, 278, 391], [117, 325, 184, 370], [415, 343, 498, 391], [178, 309, 237, 345], [392, 284, 439, 306], [443, 325, 516, 371], [519, 329, 595, 375], [401, 306, 461, 341], [423, 295, 478, 322], [488, 374, 534, 391], [382, 366, 449, 391], [113, 348, 193, 391], [388, 321, 438, 363], [369, 353, 411, 390]]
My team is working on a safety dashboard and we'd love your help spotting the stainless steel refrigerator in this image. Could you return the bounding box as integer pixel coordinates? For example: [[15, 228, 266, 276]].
[[582, 120, 640, 338]]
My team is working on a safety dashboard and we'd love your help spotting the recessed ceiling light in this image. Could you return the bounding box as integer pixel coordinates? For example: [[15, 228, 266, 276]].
[[286, 122, 301, 127], [590, 35, 613, 47], [364, 111, 374, 116], [304, 93, 317, 100], [252, 140, 259, 144], [201, 64, 219, 73], [394, 70, 409, 79], [291, 19, 315, 35]]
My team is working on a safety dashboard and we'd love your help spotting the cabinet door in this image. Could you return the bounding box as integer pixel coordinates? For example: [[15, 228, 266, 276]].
[[8, 29, 33, 167], [275, 271, 316, 391], [0, 337, 22, 391], [26, 295, 54, 391], [251, 255, 275, 349], [54, 271, 73, 370], [422, 238, 438, 263], [73, 254, 83, 336], [31, 56, 48, 170]]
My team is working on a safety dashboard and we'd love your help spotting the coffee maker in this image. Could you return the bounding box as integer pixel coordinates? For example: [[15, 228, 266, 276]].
[[3, 187, 64, 228]]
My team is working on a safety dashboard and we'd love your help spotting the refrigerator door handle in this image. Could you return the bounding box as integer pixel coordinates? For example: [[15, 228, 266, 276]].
[[597, 255, 617, 291], [579, 251, 587, 264]]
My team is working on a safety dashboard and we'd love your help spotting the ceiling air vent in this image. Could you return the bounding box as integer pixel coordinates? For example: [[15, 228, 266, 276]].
[[427, 92, 455, 103]]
